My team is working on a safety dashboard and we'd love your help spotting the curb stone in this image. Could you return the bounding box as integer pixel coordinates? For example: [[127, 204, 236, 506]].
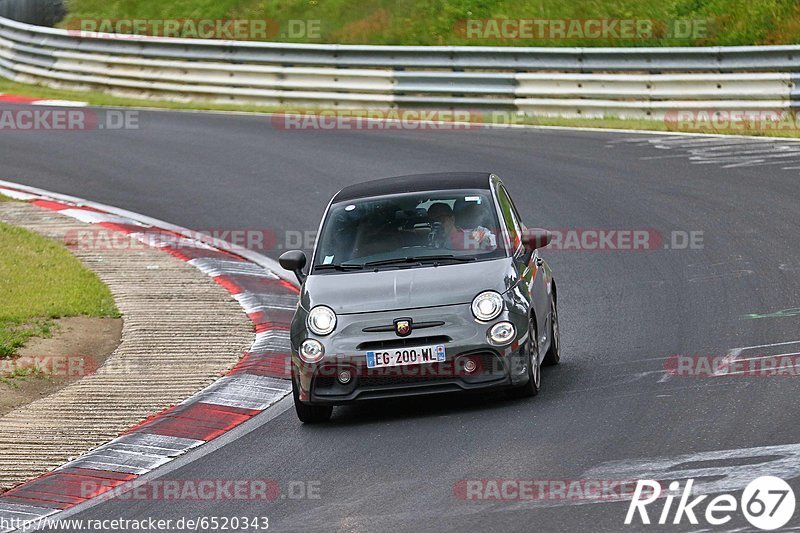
[[0, 184, 298, 532]]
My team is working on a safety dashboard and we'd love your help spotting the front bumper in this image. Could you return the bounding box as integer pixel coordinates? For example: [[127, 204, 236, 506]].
[[291, 303, 531, 405]]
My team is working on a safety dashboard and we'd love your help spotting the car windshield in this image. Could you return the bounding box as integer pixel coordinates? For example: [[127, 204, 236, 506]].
[[312, 189, 506, 272]]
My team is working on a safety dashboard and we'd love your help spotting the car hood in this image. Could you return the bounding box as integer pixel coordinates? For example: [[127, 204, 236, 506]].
[[301, 257, 517, 314]]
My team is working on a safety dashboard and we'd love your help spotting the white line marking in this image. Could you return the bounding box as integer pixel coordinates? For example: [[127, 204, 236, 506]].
[[729, 351, 800, 363], [736, 339, 800, 351], [31, 99, 88, 107], [712, 347, 744, 377]]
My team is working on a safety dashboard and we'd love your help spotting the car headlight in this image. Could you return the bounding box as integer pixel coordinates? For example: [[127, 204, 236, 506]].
[[299, 339, 325, 363], [471, 291, 504, 322], [307, 305, 336, 336], [488, 321, 516, 345]]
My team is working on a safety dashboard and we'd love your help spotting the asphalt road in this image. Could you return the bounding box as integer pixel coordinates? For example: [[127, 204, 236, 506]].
[[3, 106, 800, 532]]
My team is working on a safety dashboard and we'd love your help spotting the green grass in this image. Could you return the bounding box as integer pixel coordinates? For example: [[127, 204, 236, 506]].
[[0, 77, 285, 113], [0, 220, 119, 358], [60, 0, 800, 46]]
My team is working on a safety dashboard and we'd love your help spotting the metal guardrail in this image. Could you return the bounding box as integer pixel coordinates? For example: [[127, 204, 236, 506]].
[[1, 13, 799, 118]]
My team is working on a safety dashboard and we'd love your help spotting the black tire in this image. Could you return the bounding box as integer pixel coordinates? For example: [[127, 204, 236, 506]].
[[542, 298, 561, 366], [293, 379, 332, 423], [508, 319, 540, 399]]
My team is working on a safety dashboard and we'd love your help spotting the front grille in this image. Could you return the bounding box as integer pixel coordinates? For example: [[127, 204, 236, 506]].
[[358, 360, 456, 388], [357, 335, 451, 351], [358, 371, 451, 388], [358, 352, 503, 387], [362, 320, 444, 333], [314, 361, 454, 390]]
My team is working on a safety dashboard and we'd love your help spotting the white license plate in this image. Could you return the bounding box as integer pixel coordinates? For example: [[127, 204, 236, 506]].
[[366, 344, 446, 369]]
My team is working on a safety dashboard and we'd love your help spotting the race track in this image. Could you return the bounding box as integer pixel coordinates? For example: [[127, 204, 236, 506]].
[[3, 105, 800, 531]]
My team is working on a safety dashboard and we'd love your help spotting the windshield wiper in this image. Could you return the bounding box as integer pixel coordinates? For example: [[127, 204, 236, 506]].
[[314, 263, 365, 271], [359, 255, 477, 268], [319, 255, 478, 271], [412, 255, 477, 263], [347, 258, 420, 268]]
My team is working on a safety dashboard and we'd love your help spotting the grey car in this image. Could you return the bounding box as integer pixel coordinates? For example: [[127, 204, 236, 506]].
[[279, 172, 560, 423]]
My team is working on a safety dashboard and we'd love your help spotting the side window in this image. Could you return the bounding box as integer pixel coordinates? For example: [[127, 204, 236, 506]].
[[496, 186, 522, 252]]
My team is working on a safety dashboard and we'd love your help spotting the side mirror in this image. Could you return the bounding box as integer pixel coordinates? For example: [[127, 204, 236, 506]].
[[521, 228, 552, 251], [279, 250, 307, 284]]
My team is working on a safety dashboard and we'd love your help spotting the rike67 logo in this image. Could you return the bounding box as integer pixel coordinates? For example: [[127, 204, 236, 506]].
[[626, 476, 796, 530]]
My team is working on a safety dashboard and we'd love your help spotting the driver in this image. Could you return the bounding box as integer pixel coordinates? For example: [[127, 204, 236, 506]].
[[427, 202, 496, 251]]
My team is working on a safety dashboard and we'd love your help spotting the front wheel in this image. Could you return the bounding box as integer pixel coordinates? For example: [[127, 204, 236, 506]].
[[508, 320, 540, 399], [542, 298, 561, 366], [293, 379, 332, 423]]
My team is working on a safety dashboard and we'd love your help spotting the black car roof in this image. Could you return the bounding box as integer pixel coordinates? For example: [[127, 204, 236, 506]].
[[332, 172, 493, 203]]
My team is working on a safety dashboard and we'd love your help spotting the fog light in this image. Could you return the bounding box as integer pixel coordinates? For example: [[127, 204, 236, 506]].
[[488, 321, 516, 345], [463, 359, 478, 373], [299, 339, 324, 363], [338, 369, 352, 384]]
